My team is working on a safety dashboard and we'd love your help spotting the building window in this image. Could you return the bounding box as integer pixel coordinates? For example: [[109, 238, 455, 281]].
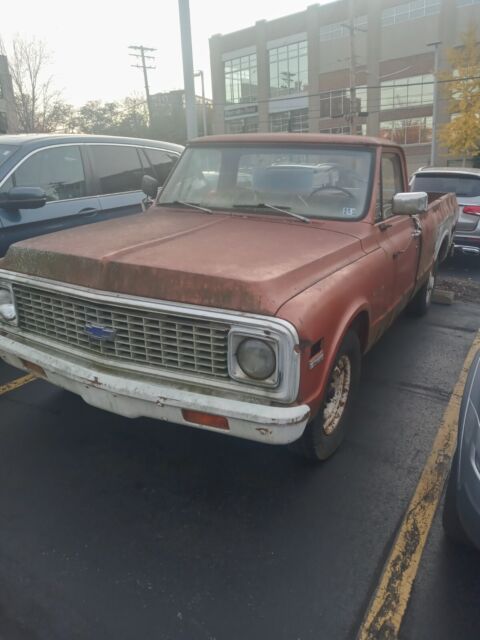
[[269, 41, 308, 97], [225, 117, 259, 133], [456, 0, 480, 6], [319, 87, 367, 119], [269, 109, 309, 132], [320, 124, 367, 135], [380, 116, 433, 144], [319, 16, 367, 42], [382, 0, 441, 26], [224, 54, 258, 104], [380, 74, 434, 110], [320, 126, 350, 134]]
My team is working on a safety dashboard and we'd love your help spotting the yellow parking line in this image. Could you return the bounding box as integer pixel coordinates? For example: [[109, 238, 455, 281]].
[[0, 373, 37, 397], [358, 330, 480, 640]]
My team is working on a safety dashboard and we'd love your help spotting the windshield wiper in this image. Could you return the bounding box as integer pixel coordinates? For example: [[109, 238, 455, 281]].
[[233, 202, 310, 223], [158, 200, 213, 214]]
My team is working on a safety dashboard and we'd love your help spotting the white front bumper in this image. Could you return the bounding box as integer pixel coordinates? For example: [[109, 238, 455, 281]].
[[0, 335, 310, 445]]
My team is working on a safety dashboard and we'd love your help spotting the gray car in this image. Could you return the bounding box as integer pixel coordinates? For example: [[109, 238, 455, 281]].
[[411, 167, 480, 256], [0, 134, 183, 257], [443, 350, 480, 548]]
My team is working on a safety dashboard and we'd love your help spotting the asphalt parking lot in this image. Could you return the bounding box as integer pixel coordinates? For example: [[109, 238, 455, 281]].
[[0, 279, 479, 640]]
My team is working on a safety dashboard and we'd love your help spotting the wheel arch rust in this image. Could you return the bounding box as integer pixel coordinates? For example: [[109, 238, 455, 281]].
[[306, 301, 371, 419]]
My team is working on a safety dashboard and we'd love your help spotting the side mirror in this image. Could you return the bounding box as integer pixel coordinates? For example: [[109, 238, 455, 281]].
[[392, 192, 428, 216], [141, 175, 160, 200], [0, 186, 48, 210]]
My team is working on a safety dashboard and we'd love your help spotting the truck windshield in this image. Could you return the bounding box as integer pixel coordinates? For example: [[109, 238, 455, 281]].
[[158, 145, 374, 221], [412, 174, 480, 198], [0, 145, 18, 167]]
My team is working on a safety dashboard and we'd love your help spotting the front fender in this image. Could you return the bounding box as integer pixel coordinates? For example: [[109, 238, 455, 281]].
[[277, 261, 373, 417]]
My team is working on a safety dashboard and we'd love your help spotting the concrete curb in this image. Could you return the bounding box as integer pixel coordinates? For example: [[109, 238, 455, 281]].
[[432, 289, 455, 305]]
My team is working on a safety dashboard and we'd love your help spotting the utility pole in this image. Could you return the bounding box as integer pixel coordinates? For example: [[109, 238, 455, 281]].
[[195, 70, 208, 136], [178, 0, 198, 139], [348, 11, 357, 134], [129, 45, 156, 127], [427, 41, 441, 166], [343, 0, 359, 135]]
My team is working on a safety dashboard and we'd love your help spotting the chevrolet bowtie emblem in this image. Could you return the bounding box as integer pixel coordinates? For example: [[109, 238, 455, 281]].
[[85, 323, 116, 342]]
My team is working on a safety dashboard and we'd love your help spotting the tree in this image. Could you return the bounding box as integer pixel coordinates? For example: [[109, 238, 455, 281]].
[[5, 36, 73, 133], [73, 95, 150, 137], [73, 100, 122, 134], [439, 27, 480, 165]]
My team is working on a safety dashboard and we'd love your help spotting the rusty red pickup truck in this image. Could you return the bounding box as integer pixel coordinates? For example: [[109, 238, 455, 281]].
[[0, 134, 458, 460]]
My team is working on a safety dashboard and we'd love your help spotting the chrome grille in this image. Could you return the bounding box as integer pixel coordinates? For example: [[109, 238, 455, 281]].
[[12, 284, 230, 378]]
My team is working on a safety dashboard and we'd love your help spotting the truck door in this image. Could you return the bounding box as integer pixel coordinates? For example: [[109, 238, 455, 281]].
[[376, 152, 420, 313]]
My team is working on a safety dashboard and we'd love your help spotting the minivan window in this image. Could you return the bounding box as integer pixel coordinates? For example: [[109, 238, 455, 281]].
[[89, 145, 143, 195], [144, 148, 177, 184], [412, 174, 480, 198], [0, 145, 18, 167], [11, 145, 86, 201]]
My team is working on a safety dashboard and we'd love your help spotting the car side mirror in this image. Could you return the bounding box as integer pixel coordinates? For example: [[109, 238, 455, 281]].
[[0, 186, 48, 211], [392, 192, 428, 216], [141, 175, 160, 200]]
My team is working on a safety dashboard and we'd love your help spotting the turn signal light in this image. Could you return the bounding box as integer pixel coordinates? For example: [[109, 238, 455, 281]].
[[463, 205, 480, 216], [182, 409, 229, 430]]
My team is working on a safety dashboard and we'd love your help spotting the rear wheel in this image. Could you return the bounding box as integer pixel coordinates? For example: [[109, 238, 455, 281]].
[[407, 261, 436, 317], [291, 331, 361, 462]]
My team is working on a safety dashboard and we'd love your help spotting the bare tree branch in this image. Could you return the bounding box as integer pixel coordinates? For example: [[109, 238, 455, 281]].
[[6, 36, 72, 133]]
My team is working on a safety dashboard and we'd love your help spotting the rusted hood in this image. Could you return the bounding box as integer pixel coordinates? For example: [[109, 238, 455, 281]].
[[2, 209, 365, 315]]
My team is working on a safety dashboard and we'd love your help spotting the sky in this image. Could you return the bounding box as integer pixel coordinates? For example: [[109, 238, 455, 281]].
[[1, 0, 334, 107]]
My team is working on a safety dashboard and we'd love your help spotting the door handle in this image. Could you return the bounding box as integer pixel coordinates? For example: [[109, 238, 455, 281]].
[[379, 222, 393, 231], [79, 207, 99, 214]]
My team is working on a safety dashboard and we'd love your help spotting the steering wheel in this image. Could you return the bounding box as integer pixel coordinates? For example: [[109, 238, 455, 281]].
[[308, 185, 356, 199]]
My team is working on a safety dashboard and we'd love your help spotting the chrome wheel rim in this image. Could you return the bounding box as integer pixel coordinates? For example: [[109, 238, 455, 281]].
[[323, 355, 351, 435]]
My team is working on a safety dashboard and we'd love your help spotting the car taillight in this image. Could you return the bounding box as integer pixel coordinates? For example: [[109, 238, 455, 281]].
[[463, 205, 480, 216]]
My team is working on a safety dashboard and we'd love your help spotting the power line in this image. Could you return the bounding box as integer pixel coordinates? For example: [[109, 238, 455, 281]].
[[129, 45, 156, 127]]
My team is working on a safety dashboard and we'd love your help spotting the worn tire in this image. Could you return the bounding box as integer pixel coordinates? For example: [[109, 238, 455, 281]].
[[407, 261, 437, 317], [290, 331, 361, 462], [442, 449, 473, 548]]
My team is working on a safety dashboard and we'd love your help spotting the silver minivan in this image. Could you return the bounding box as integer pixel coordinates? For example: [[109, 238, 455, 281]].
[[411, 167, 480, 256]]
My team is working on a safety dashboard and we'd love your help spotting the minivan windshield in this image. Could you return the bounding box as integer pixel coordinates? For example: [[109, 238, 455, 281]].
[[0, 145, 18, 168], [412, 173, 480, 198], [158, 145, 374, 221]]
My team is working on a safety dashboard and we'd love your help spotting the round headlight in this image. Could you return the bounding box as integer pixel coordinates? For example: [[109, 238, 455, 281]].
[[236, 338, 276, 380], [0, 287, 16, 323]]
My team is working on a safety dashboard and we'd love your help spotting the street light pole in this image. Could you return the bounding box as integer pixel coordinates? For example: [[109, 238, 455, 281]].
[[195, 70, 208, 136], [178, 0, 198, 140], [428, 41, 441, 167]]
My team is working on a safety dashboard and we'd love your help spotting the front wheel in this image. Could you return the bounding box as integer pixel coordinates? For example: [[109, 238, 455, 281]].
[[291, 331, 361, 462]]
